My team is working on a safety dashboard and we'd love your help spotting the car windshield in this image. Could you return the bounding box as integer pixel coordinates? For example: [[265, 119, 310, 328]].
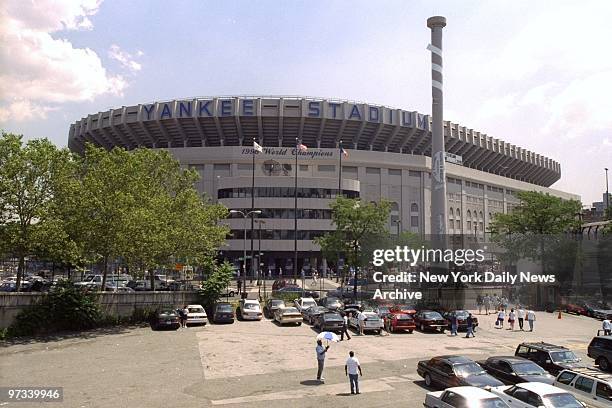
[[324, 313, 342, 321], [454, 310, 469, 318], [396, 314, 413, 320], [217, 304, 232, 312], [550, 351, 579, 363], [271, 300, 284, 306], [365, 314, 379, 321], [423, 312, 443, 319], [159, 311, 175, 316], [188, 307, 203, 313], [303, 301, 316, 307], [474, 398, 509, 408], [454, 363, 486, 377], [283, 307, 299, 314], [512, 362, 546, 375], [243, 303, 259, 310], [542, 393, 583, 408]]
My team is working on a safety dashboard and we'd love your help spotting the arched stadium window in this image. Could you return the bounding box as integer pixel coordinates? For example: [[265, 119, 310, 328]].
[[479, 211, 484, 221], [467, 210, 471, 219], [449, 219, 454, 229], [390, 202, 399, 212], [449, 208, 454, 217], [410, 203, 419, 213], [456, 208, 461, 218]]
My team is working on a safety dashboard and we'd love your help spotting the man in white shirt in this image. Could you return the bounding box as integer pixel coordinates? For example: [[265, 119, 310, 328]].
[[315, 339, 329, 382], [345, 351, 363, 394], [357, 311, 366, 335], [341, 313, 351, 341], [603, 319, 612, 336], [496, 309, 505, 329], [517, 306, 526, 331], [527, 310, 536, 332]]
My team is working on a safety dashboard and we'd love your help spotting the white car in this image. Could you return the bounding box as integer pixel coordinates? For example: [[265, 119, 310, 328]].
[[185, 304, 208, 326], [488, 382, 587, 407], [425, 386, 510, 408], [554, 368, 612, 408], [349, 311, 382, 334], [294, 297, 317, 312], [239, 299, 263, 321]]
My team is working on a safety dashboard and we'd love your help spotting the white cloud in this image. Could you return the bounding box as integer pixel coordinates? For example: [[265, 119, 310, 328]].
[[0, 99, 56, 122], [0, 0, 129, 123], [108, 44, 142, 73]]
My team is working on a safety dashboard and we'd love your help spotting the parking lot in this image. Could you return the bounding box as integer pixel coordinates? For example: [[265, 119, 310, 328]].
[[0, 302, 601, 408]]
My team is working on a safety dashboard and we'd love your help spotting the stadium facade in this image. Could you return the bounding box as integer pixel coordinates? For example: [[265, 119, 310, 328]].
[[68, 96, 578, 276]]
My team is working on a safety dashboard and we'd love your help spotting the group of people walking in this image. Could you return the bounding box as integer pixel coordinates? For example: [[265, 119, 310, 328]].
[[494, 306, 536, 331]]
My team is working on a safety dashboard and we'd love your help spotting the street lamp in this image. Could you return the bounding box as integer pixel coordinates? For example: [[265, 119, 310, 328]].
[[254, 219, 266, 297], [229, 209, 261, 297], [605, 168, 610, 216]]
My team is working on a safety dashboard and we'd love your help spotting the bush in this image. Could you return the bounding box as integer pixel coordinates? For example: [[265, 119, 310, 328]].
[[7, 281, 101, 337]]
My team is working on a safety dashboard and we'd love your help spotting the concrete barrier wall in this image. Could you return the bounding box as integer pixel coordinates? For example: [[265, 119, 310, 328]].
[[0, 291, 201, 329]]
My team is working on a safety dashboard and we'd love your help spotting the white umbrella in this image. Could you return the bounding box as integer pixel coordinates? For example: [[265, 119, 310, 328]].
[[316, 331, 340, 345]]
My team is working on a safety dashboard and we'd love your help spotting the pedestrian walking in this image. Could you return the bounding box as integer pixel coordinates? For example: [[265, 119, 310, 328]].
[[603, 319, 612, 336], [527, 309, 536, 331], [465, 313, 475, 338], [477, 294, 483, 314], [450, 314, 458, 336], [517, 306, 525, 331], [345, 351, 362, 395], [357, 310, 366, 336], [508, 309, 516, 331], [315, 339, 329, 382], [496, 309, 505, 329], [341, 312, 352, 341], [311, 270, 318, 286], [484, 294, 491, 315], [501, 297, 509, 312], [181, 305, 189, 328], [237, 279, 242, 295]]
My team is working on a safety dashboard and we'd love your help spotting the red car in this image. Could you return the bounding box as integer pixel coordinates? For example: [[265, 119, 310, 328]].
[[413, 310, 448, 333], [384, 312, 416, 333], [390, 304, 417, 315], [565, 304, 587, 315]]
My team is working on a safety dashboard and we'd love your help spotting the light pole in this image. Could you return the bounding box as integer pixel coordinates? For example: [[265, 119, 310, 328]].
[[255, 219, 266, 297], [229, 209, 261, 297], [393, 219, 402, 273], [606, 168, 610, 216]]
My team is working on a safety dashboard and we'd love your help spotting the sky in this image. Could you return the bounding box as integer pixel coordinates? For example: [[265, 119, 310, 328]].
[[0, 0, 610, 205]]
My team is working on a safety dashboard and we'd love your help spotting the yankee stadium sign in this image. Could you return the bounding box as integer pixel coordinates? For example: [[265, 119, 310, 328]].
[[137, 97, 430, 130]]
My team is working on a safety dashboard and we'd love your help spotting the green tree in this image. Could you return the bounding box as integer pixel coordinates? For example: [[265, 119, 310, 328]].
[[315, 197, 390, 295], [489, 191, 582, 303], [198, 261, 234, 311], [0, 132, 74, 290]]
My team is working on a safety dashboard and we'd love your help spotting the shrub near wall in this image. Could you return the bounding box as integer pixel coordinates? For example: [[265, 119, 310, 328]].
[[7, 282, 101, 337]]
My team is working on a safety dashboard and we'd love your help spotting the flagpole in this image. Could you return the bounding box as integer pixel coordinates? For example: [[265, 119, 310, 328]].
[[294, 137, 299, 284], [338, 140, 343, 197], [250, 137, 256, 285]]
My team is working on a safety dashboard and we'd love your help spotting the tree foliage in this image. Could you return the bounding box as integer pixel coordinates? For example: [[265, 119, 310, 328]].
[[198, 261, 234, 311], [315, 197, 391, 277]]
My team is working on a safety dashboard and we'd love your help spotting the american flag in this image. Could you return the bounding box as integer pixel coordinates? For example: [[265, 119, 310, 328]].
[[341, 147, 348, 158], [253, 140, 263, 153], [297, 142, 308, 152]]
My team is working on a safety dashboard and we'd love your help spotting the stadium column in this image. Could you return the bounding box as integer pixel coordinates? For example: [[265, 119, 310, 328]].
[[427, 16, 448, 264]]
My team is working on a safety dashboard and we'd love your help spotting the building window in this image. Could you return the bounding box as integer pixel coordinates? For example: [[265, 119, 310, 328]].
[[449, 208, 454, 217], [410, 203, 419, 213], [388, 169, 401, 176], [317, 165, 335, 172], [299, 164, 309, 171], [366, 167, 380, 175], [409, 170, 421, 177], [411, 216, 419, 227]]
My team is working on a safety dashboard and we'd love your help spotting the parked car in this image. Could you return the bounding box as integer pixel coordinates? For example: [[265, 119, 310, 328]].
[[348, 311, 382, 334], [273, 286, 319, 298], [488, 382, 586, 408], [220, 286, 238, 297], [478, 356, 555, 385], [0, 282, 17, 292], [263, 299, 285, 319], [588, 335, 612, 371], [314, 312, 344, 333], [414, 310, 448, 333], [212, 302, 235, 324], [390, 304, 417, 315], [374, 305, 392, 318], [319, 297, 343, 311], [594, 310, 612, 320], [424, 386, 510, 408], [515, 342, 584, 375], [272, 279, 295, 291], [444, 310, 479, 331], [150, 309, 180, 330], [294, 297, 317, 312], [302, 306, 328, 325], [383, 312, 416, 333], [185, 304, 208, 326], [417, 355, 504, 389], [238, 299, 263, 321], [565, 304, 587, 316], [273, 306, 302, 326], [554, 368, 612, 408]]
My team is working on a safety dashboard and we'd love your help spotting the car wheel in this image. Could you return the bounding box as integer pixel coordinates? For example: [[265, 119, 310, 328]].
[[408, 329, 413, 334], [440, 328, 445, 334], [229, 291, 234, 297], [598, 357, 611, 371], [420, 324, 425, 332], [297, 322, 302, 326], [424, 373, 432, 387]]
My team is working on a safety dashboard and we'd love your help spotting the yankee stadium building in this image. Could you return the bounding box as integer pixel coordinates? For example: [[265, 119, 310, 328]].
[[68, 96, 578, 276]]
